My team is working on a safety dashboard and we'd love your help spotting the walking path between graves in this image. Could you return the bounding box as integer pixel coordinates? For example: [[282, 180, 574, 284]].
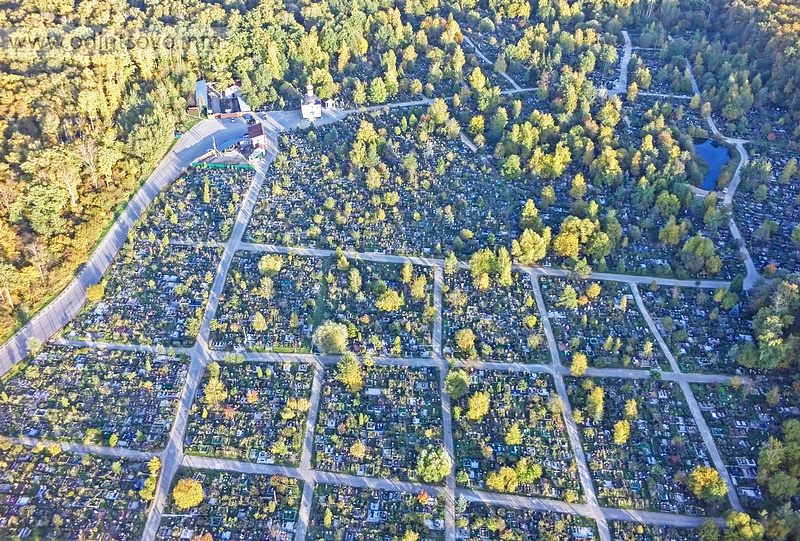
[[461, 33, 523, 91], [608, 30, 632, 97]]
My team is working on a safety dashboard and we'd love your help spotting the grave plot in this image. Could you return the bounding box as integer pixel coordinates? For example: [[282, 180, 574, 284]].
[[245, 112, 510, 256], [157, 469, 302, 540], [611, 521, 703, 541], [732, 145, 800, 275], [185, 361, 313, 465], [209, 251, 326, 352], [692, 379, 800, 507], [65, 241, 222, 346], [0, 444, 149, 540], [0, 345, 187, 450], [324, 257, 434, 357], [457, 502, 596, 540], [453, 369, 583, 502], [642, 284, 752, 373], [138, 166, 253, 242], [442, 268, 549, 362], [566, 377, 712, 514], [314, 364, 442, 481], [308, 484, 445, 541], [541, 277, 667, 369], [633, 49, 693, 96]]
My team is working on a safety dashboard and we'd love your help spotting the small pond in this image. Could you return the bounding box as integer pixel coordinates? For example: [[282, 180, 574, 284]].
[[694, 138, 731, 191]]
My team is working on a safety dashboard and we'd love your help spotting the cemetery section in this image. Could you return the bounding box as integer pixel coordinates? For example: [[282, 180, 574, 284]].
[[209, 251, 326, 352], [541, 277, 667, 369], [308, 484, 446, 541], [185, 361, 314, 465], [314, 364, 443, 481], [442, 268, 549, 363], [65, 241, 223, 346], [453, 369, 583, 502], [0, 344, 188, 450]]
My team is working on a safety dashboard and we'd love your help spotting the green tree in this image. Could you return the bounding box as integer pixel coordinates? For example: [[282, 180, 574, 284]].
[[313, 321, 349, 353], [368, 77, 388, 104], [335, 352, 363, 392], [415, 445, 452, 483], [586, 386, 604, 421], [445, 369, 470, 399]]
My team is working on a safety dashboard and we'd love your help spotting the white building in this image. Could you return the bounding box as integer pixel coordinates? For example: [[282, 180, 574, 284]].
[[301, 84, 322, 120]]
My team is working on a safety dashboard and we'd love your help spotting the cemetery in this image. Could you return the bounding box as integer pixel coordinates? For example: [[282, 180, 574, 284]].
[[540, 277, 667, 369], [442, 268, 549, 362], [314, 364, 443, 481], [137, 166, 253, 243], [157, 469, 302, 540], [185, 361, 314, 465], [244, 112, 510, 257], [641, 283, 751, 373], [610, 521, 702, 541], [209, 251, 326, 352], [732, 144, 800, 275], [324, 257, 434, 357], [308, 484, 445, 541], [566, 377, 712, 514], [0, 345, 187, 450], [691, 379, 800, 508], [0, 442, 149, 540], [456, 502, 597, 540], [65, 241, 222, 346], [453, 369, 583, 502]]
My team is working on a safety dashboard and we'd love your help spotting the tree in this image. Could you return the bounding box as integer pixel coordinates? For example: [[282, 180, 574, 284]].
[[350, 440, 367, 459], [455, 328, 476, 352], [689, 466, 728, 501], [724, 511, 764, 541], [699, 519, 720, 541], [335, 353, 363, 392], [486, 466, 518, 492], [571, 353, 588, 376], [627, 82, 638, 102], [505, 424, 523, 445], [86, 282, 104, 303], [203, 378, 228, 408], [624, 399, 638, 420], [512, 228, 549, 264], [586, 282, 601, 299], [368, 77, 388, 104], [376, 289, 404, 312], [586, 386, 604, 421], [252, 311, 267, 332], [401, 532, 419, 541], [427, 98, 449, 125], [496, 247, 513, 287], [613, 420, 630, 444], [558, 285, 579, 309], [553, 231, 580, 259], [415, 445, 452, 483], [324, 508, 333, 528], [172, 478, 204, 509], [258, 254, 283, 276], [445, 369, 470, 399], [312, 321, 349, 354], [411, 275, 427, 299], [467, 391, 490, 421]]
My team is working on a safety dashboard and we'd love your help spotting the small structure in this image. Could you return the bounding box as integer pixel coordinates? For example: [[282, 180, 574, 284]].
[[301, 84, 322, 120], [248, 123, 267, 150]]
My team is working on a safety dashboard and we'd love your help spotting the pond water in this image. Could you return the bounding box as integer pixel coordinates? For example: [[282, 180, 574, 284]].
[[694, 138, 731, 191]]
